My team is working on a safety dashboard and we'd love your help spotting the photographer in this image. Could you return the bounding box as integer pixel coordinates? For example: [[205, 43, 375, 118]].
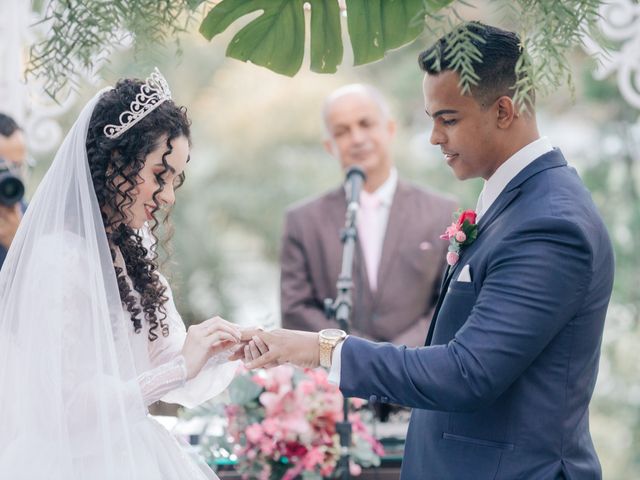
[[0, 113, 27, 268]]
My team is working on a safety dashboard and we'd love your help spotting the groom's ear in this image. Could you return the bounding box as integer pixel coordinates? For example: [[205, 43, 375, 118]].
[[495, 96, 516, 129]]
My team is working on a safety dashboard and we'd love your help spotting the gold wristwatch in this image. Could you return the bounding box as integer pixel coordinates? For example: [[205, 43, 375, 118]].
[[318, 328, 347, 368]]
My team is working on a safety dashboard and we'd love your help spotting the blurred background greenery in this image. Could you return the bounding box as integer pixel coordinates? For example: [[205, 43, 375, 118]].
[[25, 9, 640, 479]]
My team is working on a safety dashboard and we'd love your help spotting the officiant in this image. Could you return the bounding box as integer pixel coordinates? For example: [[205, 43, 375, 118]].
[[279, 84, 455, 348]]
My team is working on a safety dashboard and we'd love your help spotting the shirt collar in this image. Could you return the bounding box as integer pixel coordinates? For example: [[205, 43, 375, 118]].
[[479, 137, 553, 216], [369, 167, 398, 207]]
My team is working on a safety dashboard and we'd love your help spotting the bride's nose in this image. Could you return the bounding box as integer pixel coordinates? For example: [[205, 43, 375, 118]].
[[158, 184, 175, 206]]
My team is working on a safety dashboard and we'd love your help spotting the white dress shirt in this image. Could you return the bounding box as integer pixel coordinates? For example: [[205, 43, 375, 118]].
[[476, 137, 553, 220], [329, 137, 554, 385], [353, 168, 398, 243], [357, 168, 398, 290]]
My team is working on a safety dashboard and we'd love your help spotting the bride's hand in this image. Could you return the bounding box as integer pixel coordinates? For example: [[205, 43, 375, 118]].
[[181, 316, 241, 380]]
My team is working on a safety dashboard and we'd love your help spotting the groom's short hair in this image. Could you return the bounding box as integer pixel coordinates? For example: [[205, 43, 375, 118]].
[[418, 22, 531, 108]]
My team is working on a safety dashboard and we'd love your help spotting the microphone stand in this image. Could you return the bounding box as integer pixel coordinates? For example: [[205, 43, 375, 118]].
[[324, 167, 365, 480]]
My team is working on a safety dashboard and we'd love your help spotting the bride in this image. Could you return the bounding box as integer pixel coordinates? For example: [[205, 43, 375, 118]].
[[0, 69, 250, 479]]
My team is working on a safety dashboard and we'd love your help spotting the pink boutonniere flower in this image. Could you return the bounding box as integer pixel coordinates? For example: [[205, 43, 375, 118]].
[[440, 209, 479, 266]]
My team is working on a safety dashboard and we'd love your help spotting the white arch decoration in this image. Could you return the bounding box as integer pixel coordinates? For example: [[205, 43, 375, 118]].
[[583, 0, 640, 110]]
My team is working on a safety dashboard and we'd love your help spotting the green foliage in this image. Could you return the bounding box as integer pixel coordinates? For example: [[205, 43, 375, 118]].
[[199, 0, 307, 77], [199, 0, 428, 75], [29, 0, 193, 97], [421, 21, 485, 95], [345, 0, 428, 65], [508, 0, 603, 109], [30, 0, 608, 107], [199, 0, 344, 76], [309, 0, 344, 73], [228, 374, 264, 405]]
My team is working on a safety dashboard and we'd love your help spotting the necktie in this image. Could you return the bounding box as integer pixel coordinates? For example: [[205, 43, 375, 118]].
[[358, 191, 382, 291]]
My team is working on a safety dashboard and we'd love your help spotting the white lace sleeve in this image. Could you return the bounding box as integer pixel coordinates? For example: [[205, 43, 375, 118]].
[[147, 273, 240, 409], [137, 355, 188, 406]]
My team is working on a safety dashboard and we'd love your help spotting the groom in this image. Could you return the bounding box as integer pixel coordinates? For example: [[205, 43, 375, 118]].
[[242, 22, 614, 479]]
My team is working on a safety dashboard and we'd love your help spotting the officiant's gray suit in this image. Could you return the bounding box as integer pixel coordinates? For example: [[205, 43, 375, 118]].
[[280, 179, 455, 346]]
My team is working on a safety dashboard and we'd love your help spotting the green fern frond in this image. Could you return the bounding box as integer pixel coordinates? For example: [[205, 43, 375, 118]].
[[28, 0, 194, 97]]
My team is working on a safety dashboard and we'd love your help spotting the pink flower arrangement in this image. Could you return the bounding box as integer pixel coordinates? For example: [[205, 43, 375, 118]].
[[440, 209, 478, 266], [225, 365, 384, 480]]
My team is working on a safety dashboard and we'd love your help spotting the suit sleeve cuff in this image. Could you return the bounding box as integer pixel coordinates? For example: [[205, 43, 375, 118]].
[[327, 337, 347, 385]]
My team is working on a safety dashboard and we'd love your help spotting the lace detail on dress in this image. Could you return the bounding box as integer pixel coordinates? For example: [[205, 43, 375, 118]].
[[138, 355, 187, 406]]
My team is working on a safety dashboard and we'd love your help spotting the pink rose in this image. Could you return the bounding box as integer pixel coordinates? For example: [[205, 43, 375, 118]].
[[455, 230, 467, 243], [349, 462, 362, 476], [439, 222, 460, 240], [297, 379, 316, 395], [260, 438, 275, 456], [302, 447, 325, 469], [321, 464, 335, 477], [246, 423, 264, 444], [446, 251, 459, 266], [261, 417, 279, 436]]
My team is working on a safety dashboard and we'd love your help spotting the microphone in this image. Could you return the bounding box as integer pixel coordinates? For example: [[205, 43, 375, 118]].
[[344, 165, 366, 206]]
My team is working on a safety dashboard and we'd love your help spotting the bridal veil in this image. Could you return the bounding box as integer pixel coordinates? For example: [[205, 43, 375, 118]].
[[0, 90, 148, 479]]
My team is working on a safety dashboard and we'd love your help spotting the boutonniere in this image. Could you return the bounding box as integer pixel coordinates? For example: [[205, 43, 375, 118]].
[[440, 209, 478, 266]]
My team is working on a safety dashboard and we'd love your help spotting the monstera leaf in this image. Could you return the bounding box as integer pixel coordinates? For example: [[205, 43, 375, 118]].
[[197, 0, 454, 76], [345, 0, 430, 65], [199, 0, 343, 76]]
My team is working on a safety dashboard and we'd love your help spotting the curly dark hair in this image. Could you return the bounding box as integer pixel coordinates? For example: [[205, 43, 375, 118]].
[[86, 78, 191, 341]]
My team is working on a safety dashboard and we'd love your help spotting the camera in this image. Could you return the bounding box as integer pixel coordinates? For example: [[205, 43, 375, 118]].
[[0, 157, 25, 206]]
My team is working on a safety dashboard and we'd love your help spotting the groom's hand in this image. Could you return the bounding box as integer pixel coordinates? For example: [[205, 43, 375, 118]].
[[244, 329, 320, 370]]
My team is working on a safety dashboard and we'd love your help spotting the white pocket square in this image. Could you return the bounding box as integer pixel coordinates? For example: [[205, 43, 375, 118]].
[[457, 264, 472, 282]]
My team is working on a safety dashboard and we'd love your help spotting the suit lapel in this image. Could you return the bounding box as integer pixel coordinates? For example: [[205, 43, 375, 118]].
[[477, 188, 521, 234], [424, 189, 522, 346], [375, 182, 411, 296], [424, 149, 568, 346], [424, 263, 451, 345]]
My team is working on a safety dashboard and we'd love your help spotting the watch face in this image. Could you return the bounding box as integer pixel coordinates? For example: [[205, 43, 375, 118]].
[[322, 328, 345, 340]]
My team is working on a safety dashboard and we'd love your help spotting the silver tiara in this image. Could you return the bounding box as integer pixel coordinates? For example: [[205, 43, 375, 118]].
[[103, 68, 172, 139]]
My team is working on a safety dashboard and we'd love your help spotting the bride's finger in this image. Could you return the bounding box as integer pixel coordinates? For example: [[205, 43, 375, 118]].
[[228, 344, 246, 361], [209, 331, 239, 347], [204, 321, 241, 341], [201, 316, 239, 332]]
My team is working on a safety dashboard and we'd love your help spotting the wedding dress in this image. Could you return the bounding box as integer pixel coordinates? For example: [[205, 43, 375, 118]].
[[0, 88, 237, 479]]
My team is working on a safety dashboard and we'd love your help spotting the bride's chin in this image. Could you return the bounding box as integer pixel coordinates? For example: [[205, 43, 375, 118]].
[[122, 215, 145, 230], [130, 220, 145, 230]]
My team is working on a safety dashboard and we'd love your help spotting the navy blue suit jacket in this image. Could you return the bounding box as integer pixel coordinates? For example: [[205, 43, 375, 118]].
[[339, 150, 614, 479]]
